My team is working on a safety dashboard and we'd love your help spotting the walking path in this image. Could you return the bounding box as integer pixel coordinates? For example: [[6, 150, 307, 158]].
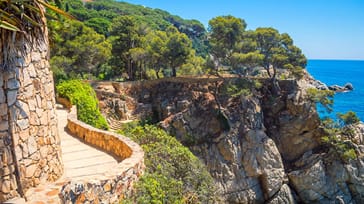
[[24, 107, 119, 204]]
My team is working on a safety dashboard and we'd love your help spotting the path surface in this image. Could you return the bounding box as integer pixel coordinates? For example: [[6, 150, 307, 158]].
[[24, 107, 118, 204], [58, 108, 119, 180]]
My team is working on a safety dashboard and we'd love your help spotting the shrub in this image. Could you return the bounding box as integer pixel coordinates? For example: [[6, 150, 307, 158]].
[[307, 88, 334, 112], [222, 78, 255, 97], [56, 80, 109, 130], [119, 124, 217, 203], [320, 116, 357, 162], [337, 111, 360, 126]]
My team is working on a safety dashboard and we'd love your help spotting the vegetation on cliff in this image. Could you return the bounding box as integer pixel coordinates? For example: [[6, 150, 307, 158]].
[[320, 111, 360, 161], [56, 80, 109, 130], [119, 123, 217, 203], [307, 88, 360, 161]]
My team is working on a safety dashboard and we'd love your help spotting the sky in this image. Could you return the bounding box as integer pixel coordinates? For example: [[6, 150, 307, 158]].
[[122, 0, 364, 60]]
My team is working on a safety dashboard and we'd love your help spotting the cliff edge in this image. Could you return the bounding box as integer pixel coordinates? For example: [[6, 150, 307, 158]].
[[93, 77, 364, 203]]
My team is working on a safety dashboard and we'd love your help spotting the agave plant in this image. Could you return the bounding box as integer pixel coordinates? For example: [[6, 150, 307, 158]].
[[0, 0, 72, 70]]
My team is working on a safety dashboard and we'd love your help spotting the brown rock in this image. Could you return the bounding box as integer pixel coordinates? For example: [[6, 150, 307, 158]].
[[2, 148, 13, 164], [22, 68, 32, 87], [76, 193, 86, 204], [0, 103, 7, 116], [46, 189, 59, 197], [28, 98, 37, 111], [217, 139, 235, 162], [39, 146, 48, 158], [19, 129, 30, 141], [26, 164, 37, 178], [103, 183, 112, 192], [1, 180, 11, 193], [0, 121, 9, 131]]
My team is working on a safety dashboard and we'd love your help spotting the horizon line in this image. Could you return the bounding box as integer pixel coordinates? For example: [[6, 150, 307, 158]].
[[308, 58, 364, 61]]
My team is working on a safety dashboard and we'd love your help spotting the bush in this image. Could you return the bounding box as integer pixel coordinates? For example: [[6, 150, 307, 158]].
[[222, 78, 258, 97], [320, 116, 357, 162], [337, 111, 360, 126], [119, 124, 217, 203], [307, 88, 334, 112], [56, 80, 109, 130]]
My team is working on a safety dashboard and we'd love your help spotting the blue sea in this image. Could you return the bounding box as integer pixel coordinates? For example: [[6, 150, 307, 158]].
[[306, 60, 364, 121]]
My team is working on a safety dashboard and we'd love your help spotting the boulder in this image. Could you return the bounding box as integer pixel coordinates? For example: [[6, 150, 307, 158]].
[[344, 82, 354, 90]]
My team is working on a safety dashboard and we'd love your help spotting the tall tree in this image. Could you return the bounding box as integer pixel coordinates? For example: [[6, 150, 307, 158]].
[[208, 15, 246, 71], [253, 27, 307, 79], [110, 15, 147, 80], [145, 30, 168, 78], [235, 27, 306, 94], [50, 20, 111, 80], [165, 26, 192, 77]]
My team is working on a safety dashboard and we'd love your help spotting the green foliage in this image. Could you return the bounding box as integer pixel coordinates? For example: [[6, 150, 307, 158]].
[[56, 80, 109, 130], [119, 124, 217, 203], [208, 15, 246, 63], [337, 111, 360, 126], [307, 88, 334, 112], [320, 116, 358, 162], [165, 26, 193, 77], [49, 20, 111, 81], [49, 0, 309, 82], [222, 78, 261, 97], [243, 28, 307, 79]]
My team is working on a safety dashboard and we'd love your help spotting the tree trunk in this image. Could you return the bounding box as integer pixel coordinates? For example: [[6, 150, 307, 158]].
[[156, 68, 160, 79], [172, 67, 177, 77], [0, 18, 63, 202]]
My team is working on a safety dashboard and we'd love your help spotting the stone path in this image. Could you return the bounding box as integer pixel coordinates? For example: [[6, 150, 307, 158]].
[[24, 107, 119, 204]]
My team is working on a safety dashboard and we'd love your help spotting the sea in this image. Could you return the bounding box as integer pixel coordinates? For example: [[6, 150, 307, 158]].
[[306, 59, 364, 121]]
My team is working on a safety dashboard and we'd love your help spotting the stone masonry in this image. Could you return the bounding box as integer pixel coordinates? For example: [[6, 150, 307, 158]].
[[0, 34, 63, 201], [60, 106, 144, 203]]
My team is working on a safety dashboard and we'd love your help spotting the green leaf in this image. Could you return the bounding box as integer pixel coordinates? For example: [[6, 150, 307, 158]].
[[0, 20, 20, 31]]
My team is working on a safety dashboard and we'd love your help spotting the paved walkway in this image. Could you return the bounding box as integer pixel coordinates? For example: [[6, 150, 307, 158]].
[[24, 107, 119, 204]]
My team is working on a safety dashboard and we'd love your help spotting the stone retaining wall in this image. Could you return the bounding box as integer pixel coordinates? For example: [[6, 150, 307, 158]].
[[60, 106, 144, 203]]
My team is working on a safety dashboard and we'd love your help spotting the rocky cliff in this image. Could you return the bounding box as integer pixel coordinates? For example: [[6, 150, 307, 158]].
[[93, 77, 364, 203]]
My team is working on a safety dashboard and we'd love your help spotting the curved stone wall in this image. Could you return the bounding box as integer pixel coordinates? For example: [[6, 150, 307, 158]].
[[60, 106, 144, 203]]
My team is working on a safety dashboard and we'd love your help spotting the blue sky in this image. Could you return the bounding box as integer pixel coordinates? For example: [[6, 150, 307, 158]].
[[122, 0, 364, 60]]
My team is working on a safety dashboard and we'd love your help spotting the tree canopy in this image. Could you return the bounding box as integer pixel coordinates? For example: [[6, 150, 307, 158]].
[[45, 0, 307, 84]]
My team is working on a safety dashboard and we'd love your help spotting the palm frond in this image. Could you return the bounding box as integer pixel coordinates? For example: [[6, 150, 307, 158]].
[[0, 0, 73, 71]]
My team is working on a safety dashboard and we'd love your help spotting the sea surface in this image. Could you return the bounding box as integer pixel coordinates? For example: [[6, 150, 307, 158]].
[[306, 59, 364, 121]]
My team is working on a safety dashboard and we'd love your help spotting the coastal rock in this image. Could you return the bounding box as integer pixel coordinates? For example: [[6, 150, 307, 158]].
[[94, 78, 364, 203], [328, 83, 354, 92], [344, 82, 354, 90]]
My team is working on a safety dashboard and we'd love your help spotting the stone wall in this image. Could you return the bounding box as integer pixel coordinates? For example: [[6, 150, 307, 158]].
[[0, 35, 63, 201], [60, 106, 144, 203]]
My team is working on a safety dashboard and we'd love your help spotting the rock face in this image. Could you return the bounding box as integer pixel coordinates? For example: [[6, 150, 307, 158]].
[[94, 78, 364, 203]]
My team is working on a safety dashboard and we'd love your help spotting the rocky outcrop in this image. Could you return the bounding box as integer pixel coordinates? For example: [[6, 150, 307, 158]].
[[328, 83, 354, 92], [93, 77, 364, 203]]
